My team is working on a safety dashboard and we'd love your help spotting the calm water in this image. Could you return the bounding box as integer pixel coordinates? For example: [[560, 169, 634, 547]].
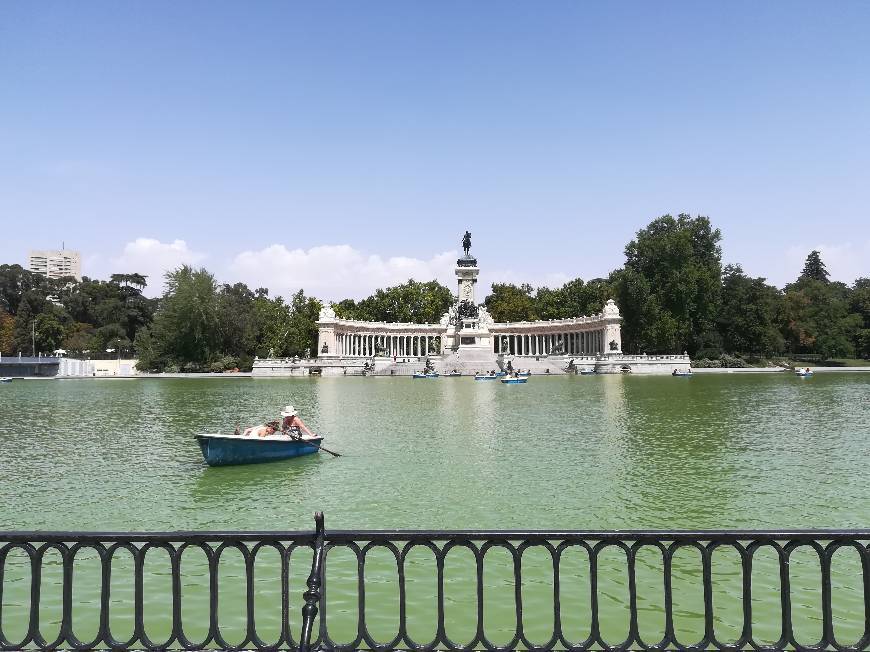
[[1, 374, 868, 646]]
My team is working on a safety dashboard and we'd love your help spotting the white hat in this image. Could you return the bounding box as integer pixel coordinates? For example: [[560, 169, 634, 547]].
[[280, 405, 297, 417]]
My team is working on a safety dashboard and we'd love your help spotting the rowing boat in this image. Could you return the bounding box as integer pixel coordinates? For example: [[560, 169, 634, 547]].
[[195, 432, 323, 466]]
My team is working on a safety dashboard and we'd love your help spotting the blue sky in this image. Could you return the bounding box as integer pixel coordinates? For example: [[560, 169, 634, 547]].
[[1, 2, 868, 299]]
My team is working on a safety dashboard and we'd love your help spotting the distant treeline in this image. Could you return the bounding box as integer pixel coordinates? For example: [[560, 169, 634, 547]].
[[485, 215, 869, 361], [1, 214, 868, 370]]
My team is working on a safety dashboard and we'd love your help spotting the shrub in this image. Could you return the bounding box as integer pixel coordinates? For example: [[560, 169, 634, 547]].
[[720, 353, 748, 368]]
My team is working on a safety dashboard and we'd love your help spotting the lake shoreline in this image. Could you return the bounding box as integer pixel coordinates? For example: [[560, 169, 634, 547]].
[[1, 365, 855, 379]]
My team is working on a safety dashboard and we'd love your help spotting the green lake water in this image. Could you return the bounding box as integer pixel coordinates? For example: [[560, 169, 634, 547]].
[[0, 374, 868, 646]]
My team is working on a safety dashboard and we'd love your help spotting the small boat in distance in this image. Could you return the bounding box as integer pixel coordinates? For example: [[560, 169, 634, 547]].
[[195, 432, 323, 466], [672, 370, 693, 377], [579, 368, 595, 375], [501, 376, 528, 384], [412, 372, 439, 378], [447, 370, 462, 377], [795, 368, 814, 377], [474, 373, 499, 380], [0, 377, 12, 383]]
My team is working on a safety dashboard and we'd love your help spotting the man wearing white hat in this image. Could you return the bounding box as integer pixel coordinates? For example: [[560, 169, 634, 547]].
[[280, 405, 314, 438]]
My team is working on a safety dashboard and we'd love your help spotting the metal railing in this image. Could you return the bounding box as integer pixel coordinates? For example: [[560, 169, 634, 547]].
[[1, 514, 868, 650]]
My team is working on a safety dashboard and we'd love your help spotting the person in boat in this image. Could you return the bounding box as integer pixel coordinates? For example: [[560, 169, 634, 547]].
[[672, 368, 677, 376], [234, 421, 280, 437], [280, 405, 315, 438]]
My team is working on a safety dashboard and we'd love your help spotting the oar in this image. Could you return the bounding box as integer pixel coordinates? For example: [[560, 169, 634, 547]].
[[284, 429, 342, 457]]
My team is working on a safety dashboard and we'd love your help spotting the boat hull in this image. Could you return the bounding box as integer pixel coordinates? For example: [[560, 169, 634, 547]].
[[196, 434, 322, 466], [501, 378, 528, 384]]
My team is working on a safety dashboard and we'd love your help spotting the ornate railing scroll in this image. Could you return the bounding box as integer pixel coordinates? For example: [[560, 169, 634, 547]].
[[1, 518, 870, 650]]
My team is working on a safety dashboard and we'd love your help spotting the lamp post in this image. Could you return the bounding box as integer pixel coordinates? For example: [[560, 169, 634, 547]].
[[32, 320, 36, 357]]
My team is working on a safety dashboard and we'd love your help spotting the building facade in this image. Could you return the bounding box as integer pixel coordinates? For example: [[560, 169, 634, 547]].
[[28, 249, 82, 281]]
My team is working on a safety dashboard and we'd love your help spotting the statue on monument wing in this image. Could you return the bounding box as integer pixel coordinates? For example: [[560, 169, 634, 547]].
[[462, 231, 472, 256]]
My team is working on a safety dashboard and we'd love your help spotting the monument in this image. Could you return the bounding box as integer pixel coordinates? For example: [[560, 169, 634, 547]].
[[253, 233, 690, 375]]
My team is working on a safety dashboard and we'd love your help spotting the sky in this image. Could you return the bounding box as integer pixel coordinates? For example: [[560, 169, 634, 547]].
[[1, 2, 868, 299]]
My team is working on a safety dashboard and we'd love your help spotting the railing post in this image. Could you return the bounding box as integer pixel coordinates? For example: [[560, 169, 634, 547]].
[[299, 512, 325, 652]]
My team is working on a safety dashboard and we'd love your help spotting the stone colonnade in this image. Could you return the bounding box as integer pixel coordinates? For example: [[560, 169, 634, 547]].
[[335, 332, 441, 358], [492, 329, 607, 356]]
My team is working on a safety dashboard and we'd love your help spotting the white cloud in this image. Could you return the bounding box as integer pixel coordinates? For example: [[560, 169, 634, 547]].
[[782, 241, 870, 287], [229, 244, 457, 301], [110, 238, 206, 295]]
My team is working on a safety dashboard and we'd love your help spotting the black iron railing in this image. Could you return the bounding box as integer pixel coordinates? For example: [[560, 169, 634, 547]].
[[1, 514, 869, 650]]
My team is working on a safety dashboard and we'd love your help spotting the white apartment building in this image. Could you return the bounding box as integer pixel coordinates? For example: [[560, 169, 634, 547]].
[[28, 249, 82, 281]]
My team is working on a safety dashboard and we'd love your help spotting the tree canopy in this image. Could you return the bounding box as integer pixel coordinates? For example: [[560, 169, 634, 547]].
[[333, 280, 453, 323], [1, 216, 867, 367], [799, 250, 830, 284]]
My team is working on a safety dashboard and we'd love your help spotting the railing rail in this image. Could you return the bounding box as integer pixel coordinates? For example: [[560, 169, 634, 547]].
[[1, 515, 869, 650]]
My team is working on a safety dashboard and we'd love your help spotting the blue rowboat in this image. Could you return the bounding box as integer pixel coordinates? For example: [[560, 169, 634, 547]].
[[501, 377, 528, 384], [672, 371, 693, 377], [474, 374, 498, 380], [0, 377, 12, 383], [195, 433, 323, 466], [412, 372, 439, 378]]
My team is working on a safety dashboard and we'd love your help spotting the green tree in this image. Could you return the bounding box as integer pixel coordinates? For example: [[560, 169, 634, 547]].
[[850, 278, 870, 358], [484, 283, 537, 322], [216, 282, 259, 360], [335, 280, 452, 324], [12, 300, 35, 354], [799, 250, 830, 284], [615, 214, 722, 354], [782, 279, 859, 358], [63, 322, 97, 356], [133, 327, 160, 371], [717, 265, 784, 355], [0, 309, 14, 353], [0, 264, 51, 315], [286, 290, 322, 357], [535, 277, 613, 319], [253, 295, 293, 357], [35, 312, 65, 353], [149, 266, 220, 370]]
